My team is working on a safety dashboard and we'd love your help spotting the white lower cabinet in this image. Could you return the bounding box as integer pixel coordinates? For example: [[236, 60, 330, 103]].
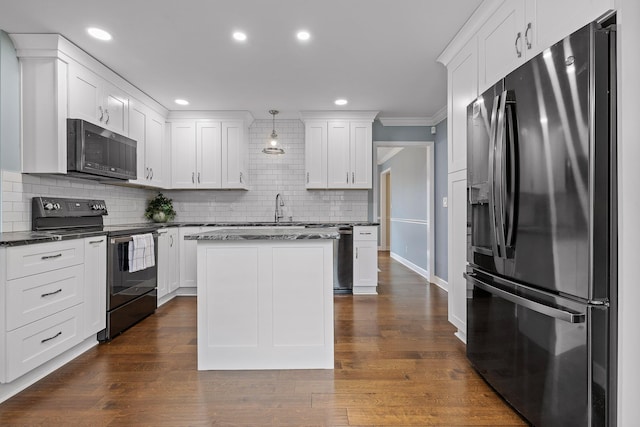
[[0, 236, 107, 386], [179, 227, 216, 293], [157, 228, 180, 301], [352, 226, 378, 295], [84, 236, 106, 336]]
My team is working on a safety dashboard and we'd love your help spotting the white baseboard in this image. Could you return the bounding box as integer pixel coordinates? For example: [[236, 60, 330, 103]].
[[352, 286, 378, 295], [432, 275, 448, 292], [176, 287, 197, 296], [454, 330, 467, 344], [0, 337, 98, 404], [390, 252, 429, 280]]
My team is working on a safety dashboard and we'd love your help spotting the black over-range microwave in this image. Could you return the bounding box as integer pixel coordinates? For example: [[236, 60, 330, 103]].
[[67, 119, 137, 181]]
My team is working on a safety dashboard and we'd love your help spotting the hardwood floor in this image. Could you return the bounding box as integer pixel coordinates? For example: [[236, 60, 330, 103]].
[[0, 252, 526, 426]]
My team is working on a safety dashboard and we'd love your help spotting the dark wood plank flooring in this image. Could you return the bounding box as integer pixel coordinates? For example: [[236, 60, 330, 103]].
[[0, 252, 526, 426]]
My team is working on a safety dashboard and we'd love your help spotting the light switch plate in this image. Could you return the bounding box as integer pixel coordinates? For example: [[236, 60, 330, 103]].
[[442, 197, 448, 208]]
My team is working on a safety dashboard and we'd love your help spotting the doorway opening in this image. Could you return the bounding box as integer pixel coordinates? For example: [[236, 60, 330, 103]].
[[380, 168, 391, 250]]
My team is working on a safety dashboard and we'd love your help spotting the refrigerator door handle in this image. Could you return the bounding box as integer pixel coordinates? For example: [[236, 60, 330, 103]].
[[466, 273, 586, 324], [495, 93, 508, 256], [504, 91, 519, 250], [487, 94, 501, 257]]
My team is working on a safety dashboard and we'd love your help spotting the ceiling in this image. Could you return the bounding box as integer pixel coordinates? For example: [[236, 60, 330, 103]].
[[0, 0, 482, 120]]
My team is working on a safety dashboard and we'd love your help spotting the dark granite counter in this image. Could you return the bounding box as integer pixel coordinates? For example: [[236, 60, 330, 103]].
[[1, 221, 376, 246], [185, 227, 340, 241]]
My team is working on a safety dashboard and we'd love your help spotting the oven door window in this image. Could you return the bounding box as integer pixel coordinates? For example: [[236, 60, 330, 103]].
[[108, 238, 157, 310]]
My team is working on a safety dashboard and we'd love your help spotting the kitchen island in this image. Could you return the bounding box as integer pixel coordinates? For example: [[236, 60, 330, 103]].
[[186, 227, 339, 370]]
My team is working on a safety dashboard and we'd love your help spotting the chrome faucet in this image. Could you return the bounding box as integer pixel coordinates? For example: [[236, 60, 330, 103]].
[[275, 193, 284, 223]]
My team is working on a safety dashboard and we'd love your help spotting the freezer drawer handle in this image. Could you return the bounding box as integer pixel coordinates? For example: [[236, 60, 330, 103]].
[[467, 273, 586, 324]]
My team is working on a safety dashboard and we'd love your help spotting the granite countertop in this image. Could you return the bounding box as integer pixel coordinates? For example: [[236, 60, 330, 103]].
[[185, 227, 341, 241], [0, 221, 377, 247]]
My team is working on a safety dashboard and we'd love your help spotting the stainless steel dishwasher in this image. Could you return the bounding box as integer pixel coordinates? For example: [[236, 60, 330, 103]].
[[334, 226, 353, 293]]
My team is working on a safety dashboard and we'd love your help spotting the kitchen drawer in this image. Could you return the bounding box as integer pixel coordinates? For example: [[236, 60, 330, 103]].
[[6, 304, 84, 383], [353, 226, 378, 241], [6, 264, 84, 331], [6, 239, 85, 280]]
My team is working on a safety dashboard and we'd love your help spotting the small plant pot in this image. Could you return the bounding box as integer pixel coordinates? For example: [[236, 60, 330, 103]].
[[152, 212, 167, 223]]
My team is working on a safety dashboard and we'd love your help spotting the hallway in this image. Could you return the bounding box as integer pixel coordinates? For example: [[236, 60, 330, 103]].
[[0, 252, 525, 426]]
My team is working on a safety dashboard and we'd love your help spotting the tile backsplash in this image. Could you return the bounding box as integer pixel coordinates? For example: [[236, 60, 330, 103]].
[[1, 119, 368, 232]]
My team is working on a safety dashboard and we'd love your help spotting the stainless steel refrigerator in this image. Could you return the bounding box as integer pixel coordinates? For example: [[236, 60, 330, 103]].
[[465, 20, 616, 427]]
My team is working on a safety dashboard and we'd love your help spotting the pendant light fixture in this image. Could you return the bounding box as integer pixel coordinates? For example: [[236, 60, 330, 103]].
[[263, 110, 285, 155]]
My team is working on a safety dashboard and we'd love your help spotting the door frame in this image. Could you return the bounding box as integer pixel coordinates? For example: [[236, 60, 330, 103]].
[[373, 140, 435, 282], [379, 168, 391, 250]]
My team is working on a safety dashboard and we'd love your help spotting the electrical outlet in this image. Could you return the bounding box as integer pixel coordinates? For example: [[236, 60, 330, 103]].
[[442, 197, 448, 208]]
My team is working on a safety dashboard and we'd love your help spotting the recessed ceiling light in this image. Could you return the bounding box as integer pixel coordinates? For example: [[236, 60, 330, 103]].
[[297, 31, 311, 41], [87, 27, 112, 41], [233, 32, 247, 42], [174, 99, 189, 106], [334, 99, 348, 106]]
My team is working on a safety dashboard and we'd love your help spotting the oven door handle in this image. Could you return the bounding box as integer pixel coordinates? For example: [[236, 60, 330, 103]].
[[110, 232, 158, 244]]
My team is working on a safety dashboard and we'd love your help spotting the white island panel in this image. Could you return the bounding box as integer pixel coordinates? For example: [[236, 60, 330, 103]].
[[197, 238, 334, 370], [204, 247, 259, 347]]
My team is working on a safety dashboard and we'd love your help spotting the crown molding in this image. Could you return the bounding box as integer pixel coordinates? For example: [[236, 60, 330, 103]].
[[436, 0, 504, 67], [166, 110, 254, 126], [299, 111, 379, 122], [379, 106, 447, 127]]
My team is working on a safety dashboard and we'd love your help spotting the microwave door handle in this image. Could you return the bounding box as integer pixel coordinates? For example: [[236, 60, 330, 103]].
[[487, 94, 501, 258], [505, 93, 519, 249], [495, 93, 508, 256]]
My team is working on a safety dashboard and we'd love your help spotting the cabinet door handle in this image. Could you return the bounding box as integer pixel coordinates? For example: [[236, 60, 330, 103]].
[[88, 239, 104, 244], [352, 172, 354, 183], [197, 172, 201, 183], [170, 235, 174, 247], [41, 288, 62, 298], [41, 253, 62, 260], [356, 247, 359, 259], [307, 172, 309, 183], [98, 106, 104, 121], [150, 168, 154, 180], [346, 173, 349, 184], [524, 22, 532, 50], [240, 172, 243, 183], [105, 109, 110, 124], [41, 331, 62, 344], [145, 167, 149, 179], [515, 32, 522, 58], [192, 172, 195, 183]]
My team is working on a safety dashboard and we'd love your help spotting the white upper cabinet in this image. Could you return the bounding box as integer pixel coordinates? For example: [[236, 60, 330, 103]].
[[301, 111, 377, 190], [68, 63, 129, 135], [129, 100, 165, 187], [221, 121, 248, 189], [11, 34, 167, 175], [167, 112, 253, 190], [304, 120, 328, 189], [478, 0, 615, 92], [327, 121, 351, 188], [350, 121, 373, 188], [197, 121, 223, 188], [170, 121, 198, 188], [447, 37, 478, 173]]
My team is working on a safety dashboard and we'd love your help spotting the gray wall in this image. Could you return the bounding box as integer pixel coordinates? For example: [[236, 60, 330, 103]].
[[379, 146, 428, 271], [0, 31, 21, 232], [434, 119, 448, 280]]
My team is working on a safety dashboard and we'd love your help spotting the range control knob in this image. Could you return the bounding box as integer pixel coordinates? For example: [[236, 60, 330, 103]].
[[44, 202, 54, 210], [54, 203, 61, 210]]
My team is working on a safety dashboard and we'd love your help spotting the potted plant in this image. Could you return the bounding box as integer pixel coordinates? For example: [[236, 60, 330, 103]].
[[144, 192, 176, 223]]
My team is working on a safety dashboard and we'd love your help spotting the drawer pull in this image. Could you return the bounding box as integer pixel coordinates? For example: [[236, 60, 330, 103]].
[[41, 331, 62, 344], [88, 239, 104, 244], [41, 253, 63, 260], [41, 288, 62, 298], [360, 232, 372, 235]]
